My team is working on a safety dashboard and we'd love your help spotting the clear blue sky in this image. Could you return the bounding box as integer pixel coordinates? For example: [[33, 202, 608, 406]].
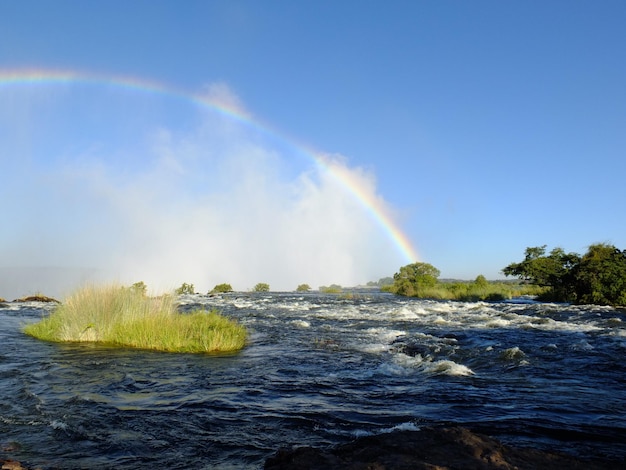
[[1, 1, 625, 296]]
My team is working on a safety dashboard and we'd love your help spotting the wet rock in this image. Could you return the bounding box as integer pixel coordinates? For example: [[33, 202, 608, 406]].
[[390, 337, 431, 358], [1, 460, 27, 470], [264, 426, 624, 470], [12, 295, 60, 303]]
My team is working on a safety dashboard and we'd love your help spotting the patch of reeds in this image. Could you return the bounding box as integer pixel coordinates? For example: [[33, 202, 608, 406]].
[[384, 281, 546, 302], [23, 285, 246, 353]]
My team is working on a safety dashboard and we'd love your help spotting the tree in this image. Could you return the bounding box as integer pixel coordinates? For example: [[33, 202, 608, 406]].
[[574, 243, 626, 306], [503, 246, 580, 302], [296, 284, 311, 292], [392, 262, 440, 297], [211, 283, 233, 294], [253, 283, 270, 292], [503, 244, 626, 306], [473, 275, 488, 289]]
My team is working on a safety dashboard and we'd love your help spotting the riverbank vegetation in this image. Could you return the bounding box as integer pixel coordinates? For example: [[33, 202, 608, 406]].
[[319, 284, 343, 294], [503, 243, 626, 306], [23, 285, 247, 353], [384, 262, 544, 301], [211, 283, 233, 294]]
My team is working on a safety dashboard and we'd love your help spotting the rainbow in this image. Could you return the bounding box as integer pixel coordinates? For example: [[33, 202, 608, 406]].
[[0, 67, 419, 263]]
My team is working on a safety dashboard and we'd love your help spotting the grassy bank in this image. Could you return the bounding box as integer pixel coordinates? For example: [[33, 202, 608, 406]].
[[23, 285, 247, 353], [383, 280, 546, 301]]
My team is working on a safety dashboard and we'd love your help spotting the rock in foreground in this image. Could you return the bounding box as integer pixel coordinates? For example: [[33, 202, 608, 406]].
[[264, 426, 623, 470]]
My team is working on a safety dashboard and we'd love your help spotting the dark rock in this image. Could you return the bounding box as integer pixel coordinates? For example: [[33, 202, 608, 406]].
[[12, 295, 60, 303], [264, 426, 624, 470], [390, 337, 432, 358]]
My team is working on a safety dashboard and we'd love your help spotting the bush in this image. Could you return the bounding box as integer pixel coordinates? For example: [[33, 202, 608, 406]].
[[320, 284, 342, 294], [23, 285, 246, 353], [175, 282, 195, 295], [296, 284, 311, 292], [211, 283, 233, 294], [253, 283, 270, 292]]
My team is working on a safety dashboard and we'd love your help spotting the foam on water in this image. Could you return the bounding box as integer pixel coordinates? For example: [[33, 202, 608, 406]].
[[291, 320, 310, 328], [393, 353, 475, 377], [2, 293, 625, 468]]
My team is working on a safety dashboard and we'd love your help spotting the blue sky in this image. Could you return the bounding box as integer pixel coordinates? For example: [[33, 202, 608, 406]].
[[1, 1, 625, 296]]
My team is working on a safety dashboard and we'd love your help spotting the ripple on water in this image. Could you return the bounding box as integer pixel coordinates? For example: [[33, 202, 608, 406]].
[[1, 293, 625, 468]]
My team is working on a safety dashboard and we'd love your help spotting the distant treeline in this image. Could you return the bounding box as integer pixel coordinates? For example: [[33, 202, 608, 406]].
[[387, 243, 626, 307], [382, 263, 543, 302]]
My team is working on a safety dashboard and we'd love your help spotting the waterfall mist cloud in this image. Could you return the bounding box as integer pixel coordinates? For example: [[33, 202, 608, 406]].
[[0, 82, 410, 297]]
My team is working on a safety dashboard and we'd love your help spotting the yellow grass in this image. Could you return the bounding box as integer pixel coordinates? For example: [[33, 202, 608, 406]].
[[23, 285, 246, 353]]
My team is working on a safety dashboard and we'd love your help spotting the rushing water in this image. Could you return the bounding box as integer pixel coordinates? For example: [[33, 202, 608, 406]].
[[1, 292, 626, 468]]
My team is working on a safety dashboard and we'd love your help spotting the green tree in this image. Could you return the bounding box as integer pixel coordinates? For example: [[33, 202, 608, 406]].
[[253, 283, 270, 292], [473, 275, 488, 289], [504, 244, 626, 306], [175, 283, 195, 295], [574, 243, 626, 306], [296, 284, 311, 292], [503, 246, 580, 302], [210, 283, 233, 294], [392, 262, 440, 296]]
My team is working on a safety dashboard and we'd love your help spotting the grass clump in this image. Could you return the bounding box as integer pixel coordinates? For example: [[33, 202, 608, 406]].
[[23, 285, 246, 353]]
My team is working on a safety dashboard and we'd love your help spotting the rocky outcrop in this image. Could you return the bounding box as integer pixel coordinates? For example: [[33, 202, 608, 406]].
[[12, 295, 60, 303], [264, 426, 624, 470]]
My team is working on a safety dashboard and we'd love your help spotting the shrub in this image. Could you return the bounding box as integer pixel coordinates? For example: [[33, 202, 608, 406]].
[[320, 284, 342, 294], [296, 284, 311, 292], [211, 283, 233, 294], [175, 282, 195, 295], [253, 283, 270, 292], [23, 285, 246, 353]]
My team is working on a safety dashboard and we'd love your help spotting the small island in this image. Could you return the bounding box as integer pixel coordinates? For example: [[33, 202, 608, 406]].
[[22, 284, 247, 353]]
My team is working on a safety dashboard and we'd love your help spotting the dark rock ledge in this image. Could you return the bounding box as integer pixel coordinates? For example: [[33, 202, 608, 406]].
[[264, 426, 624, 470]]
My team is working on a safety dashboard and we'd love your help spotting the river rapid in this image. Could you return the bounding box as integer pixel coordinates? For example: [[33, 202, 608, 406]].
[[1, 292, 625, 468]]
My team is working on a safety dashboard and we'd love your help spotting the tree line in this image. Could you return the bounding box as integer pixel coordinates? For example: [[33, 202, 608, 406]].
[[502, 243, 626, 306], [388, 243, 626, 306]]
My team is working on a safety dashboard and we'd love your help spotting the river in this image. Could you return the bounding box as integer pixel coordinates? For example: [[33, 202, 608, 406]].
[[1, 292, 625, 468]]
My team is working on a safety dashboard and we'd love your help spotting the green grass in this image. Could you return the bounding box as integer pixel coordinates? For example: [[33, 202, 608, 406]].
[[23, 285, 247, 353], [383, 281, 546, 301]]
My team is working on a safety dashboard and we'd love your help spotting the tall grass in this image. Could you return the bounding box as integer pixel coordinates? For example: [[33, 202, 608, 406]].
[[23, 285, 247, 353], [383, 281, 546, 301]]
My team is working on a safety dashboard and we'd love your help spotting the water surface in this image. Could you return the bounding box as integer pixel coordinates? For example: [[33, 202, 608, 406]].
[[1, 293, 625, 468]]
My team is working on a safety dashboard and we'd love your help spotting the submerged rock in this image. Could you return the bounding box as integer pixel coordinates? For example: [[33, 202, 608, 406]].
[[264, 426, 624, 470]]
